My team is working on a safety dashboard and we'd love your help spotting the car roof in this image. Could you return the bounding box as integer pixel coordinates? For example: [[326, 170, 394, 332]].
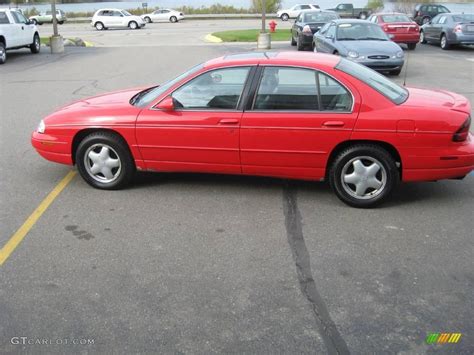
[[373, 12, 409, 16], [332, 19, 374, 24], [204, 52, 340, 70]]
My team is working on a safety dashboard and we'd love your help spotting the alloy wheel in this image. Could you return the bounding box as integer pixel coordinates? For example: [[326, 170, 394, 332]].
[[341, 156, 387, 200], [84, 144, 122, 183]]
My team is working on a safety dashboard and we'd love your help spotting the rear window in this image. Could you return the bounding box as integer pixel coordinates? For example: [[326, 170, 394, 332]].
[[382, 14, 411, 23], [336, 58, 408, 105], [304, 12, 339, 22], [0, 11, 9, 24], [453, 14, 474, 22]]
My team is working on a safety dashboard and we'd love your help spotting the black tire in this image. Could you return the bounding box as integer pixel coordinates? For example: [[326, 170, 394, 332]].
[[0, 42, 6, 64], [281, 13, 289, 21], [422, 17, 430, 25], [95, 21, 104, 31], [329, 145, 399, 208], [296, 35, 304, 51], [419, 30, 426, 44], [30, 33, 40, 54], [359, 12, 368, 20], [129, 21, 138, 29], [407, 43, 416, 50], [390, 69, 402, 76], [31, 19, 38, 25], [76, 132, 135, 190], [58, 21, 64, 25], [170, 16, 178, 23], [291, 34, 296, 46], [144, 16, 152, 23], [333, 50, 339, 55], [440, 34, 450, 50]]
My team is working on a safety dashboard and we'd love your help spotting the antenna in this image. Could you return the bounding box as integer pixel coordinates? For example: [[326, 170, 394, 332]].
[[403, 49, 409, 87]]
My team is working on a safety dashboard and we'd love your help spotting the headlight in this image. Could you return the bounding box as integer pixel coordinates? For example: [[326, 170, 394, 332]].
[[348, 50, 359, 59], [37, 120, 45, 134], [396, 51, 404, 58]]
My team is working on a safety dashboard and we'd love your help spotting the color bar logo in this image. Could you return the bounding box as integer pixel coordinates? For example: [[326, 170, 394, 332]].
[[426, 333, 462, 344]]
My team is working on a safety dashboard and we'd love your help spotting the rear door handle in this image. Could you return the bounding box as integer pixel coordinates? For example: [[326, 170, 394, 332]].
[[219, 119, 239, 125], [323, 121, 345, 127]]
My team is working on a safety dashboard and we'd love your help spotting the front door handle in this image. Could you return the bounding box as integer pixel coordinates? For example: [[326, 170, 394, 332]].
[[219, 119, 239, 125], [323, 121, 345, 127]]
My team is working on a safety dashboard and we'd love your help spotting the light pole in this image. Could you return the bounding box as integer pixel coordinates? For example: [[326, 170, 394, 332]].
[[257, 0, 271, 49], [50, 0, 64, 53]]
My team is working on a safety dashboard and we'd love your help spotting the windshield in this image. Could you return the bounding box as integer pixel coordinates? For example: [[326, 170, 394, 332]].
[[132, 63, 204, 107], [382, 14, 411, 23], [121, 10, 132, 16], [453, 14, 474, 22], [337, 23, 388, 41], [303, 12, 338, 22], [336, 58, 408, 105]]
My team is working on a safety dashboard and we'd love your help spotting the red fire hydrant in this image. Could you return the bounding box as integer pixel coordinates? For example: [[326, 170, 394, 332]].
[[269, 20, 277, 33]]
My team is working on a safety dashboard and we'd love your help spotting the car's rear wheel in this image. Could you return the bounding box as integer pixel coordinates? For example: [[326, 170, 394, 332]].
[[419, 30, 426, 44], [291, 35, 296, 46], [329, 145, 399, 208], [407, 43, 416, 50], [30, 33, 40, 53], [440, 34, 450, 50], [129, 21, 138, 29], [144, 16, 152, 23], [170, 16, 178, 23], [76, 132, 135, 190], [0, 42, 6, 65], [281, 13, 289, 21], [95, 22, 104, 31]]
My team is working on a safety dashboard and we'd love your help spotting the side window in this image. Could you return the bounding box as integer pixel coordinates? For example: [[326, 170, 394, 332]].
[[0, 12, 10, 24], [163, 10, 170, 14], [319, 23, 330, 35], [326, 24, 336, 38], [318, 73, 352, 111], [301, 5, 311, 10], [172, 67, 250, 110], [113, 11, 122, 17], [294, 6, 301, 10], [296, 14, 303, 22], [439, 6, 449, 14], [11, 11, 27, 24], [254, 67, 319, 110], [438, 16, 447, 24], [431, 15, 440, 24]]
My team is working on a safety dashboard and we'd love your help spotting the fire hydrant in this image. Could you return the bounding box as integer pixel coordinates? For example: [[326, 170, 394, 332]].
[[269, 20, 277, 33]]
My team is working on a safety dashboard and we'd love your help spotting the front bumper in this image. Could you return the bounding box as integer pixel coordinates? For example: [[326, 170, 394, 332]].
[[348, 57, 404, 72], [31, 131, 73, 165]]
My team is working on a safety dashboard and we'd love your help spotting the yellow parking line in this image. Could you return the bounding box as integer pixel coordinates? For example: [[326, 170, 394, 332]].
[[0, 171, 76, 266]]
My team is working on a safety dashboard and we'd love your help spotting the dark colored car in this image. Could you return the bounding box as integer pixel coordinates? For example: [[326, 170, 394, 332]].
[[291, 10, 340, 50], [413, 4, 450, 25], [420, 13, 474, 50]]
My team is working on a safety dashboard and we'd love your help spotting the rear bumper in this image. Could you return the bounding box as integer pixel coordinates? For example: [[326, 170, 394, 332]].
[[450, 33, 474, 45], [31, 131, 73, 165], [390, 33, 420, 43]]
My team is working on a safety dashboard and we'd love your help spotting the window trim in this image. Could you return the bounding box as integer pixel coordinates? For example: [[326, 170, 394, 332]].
[[152, 65, 257, 113], [248, 65, 355, 114]]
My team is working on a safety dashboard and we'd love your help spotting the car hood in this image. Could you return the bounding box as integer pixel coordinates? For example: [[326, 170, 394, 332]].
[[339, 40, 401, 54], [403, 87, 471, 114]]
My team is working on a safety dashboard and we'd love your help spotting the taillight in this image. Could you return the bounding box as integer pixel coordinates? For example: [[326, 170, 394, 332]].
[[383, 25, 389, 32], [452, 116, 471, 142], [302, 25, 312, 34], [454, 24, 463, 33]]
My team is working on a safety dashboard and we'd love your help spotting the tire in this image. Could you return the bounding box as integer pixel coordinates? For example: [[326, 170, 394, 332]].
[[170, 16, 178, 23], [31, 19, 38, 25], [296, 35, 304, 51], [291, 35, 296, 46], [0, 42, 6, 65], [329, 145, 399, 208], [58, 21, 64, 25], [359, 12, 367, 20], [144, 16, 152, 23], [419, 30, 426, 44], [281, 13, 289, 21], [422, 17, 430, 25], [95, 22, 104, 31], [30, 33, 40, 54], [129, 21, 138, 29], [440, 34, 450, 50], [390, 69, 402, 76], [76, 132, 135, 190], [407, 43, 416, 50], [333, 50, 339, 55]]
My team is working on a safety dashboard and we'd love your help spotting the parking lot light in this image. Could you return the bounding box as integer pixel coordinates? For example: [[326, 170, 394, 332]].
[[257, 0, 271, 49], [50, 0, 64, 54]]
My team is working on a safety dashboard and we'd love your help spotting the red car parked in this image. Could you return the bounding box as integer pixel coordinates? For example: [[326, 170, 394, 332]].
[[32, 52, 473, 207], [369, 13, 420, 50]]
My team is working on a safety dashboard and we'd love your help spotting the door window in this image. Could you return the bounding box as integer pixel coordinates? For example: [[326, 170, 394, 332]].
[[326, 24, 336, 38], [172, 67, 251, 110], [0, 12, 10, 24], [318, 73, 352, 111], [438, 16, 447, 24], [301, 5, 311, 10], [11, 11, 27, 24]]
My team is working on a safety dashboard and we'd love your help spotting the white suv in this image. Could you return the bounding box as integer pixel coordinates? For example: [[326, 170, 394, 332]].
[[0, 9, 40, 64], [91, 9, 145, 31], [277, 4, 321, 21]]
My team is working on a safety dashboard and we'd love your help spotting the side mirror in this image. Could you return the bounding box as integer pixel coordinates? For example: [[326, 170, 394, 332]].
[[156, 96, 174, 111]]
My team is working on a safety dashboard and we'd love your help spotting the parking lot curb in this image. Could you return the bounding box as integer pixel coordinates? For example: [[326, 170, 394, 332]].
[[204, 34, 223, 43]]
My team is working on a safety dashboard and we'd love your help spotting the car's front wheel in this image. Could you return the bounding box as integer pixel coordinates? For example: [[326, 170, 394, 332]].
[[144, 16, 152, 23], [419, 30, 426, 44], [30, 33, 40, 53], [95, 22, 105, 31], [129, 21, 138, 29], [0, 42, 6, 64], [390, 69, 402, 76], [296, 35, 304, 51], [76, 132, 135, 190], [329, 145, 399, 208]]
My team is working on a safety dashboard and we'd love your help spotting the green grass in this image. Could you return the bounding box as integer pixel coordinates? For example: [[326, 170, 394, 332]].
[[40, 37, 50, 46], [212, 29, 291, 42]]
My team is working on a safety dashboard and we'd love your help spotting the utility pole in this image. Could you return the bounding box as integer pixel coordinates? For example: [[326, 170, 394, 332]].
[[257, 0, 271, 49], [50, 0, 64, 53], [51, 0, 58, 36], [261, 0, 266, 33]]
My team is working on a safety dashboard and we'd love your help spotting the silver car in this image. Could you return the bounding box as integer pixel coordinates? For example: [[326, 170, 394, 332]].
[[313, 19, 404, 75], [420, 13, 474, 50]]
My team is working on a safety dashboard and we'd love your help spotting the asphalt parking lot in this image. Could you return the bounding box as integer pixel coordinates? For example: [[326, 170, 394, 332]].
[[1, 20, 473, 354]]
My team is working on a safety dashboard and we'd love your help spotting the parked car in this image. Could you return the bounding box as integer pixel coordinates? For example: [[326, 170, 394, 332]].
[[313, 20, 404, 75], [91, 9, 145, 31], [413, 3, 450, 25], [420, 13, 474, 50], [291, 10, 340, 50], [0, 9, 40, 64], [368, 13, 420, 50], [326, 3, 370, 20], [277, 4, 320, 21], [31, 52, 473, 208], [141, 9, 184, 23], [29, 9, 67, 25]]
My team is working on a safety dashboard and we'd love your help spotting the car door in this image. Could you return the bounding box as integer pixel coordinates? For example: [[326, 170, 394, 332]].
[[16, 11, 34, 43], [240, 66, 359, 180], [433, 15, 448, 41], [314, 22, 329, 51], [9, 11, 29, 45], [158, 10, 170, 21], [425, 14, 440, 40], [151, 10, 161, 21], [322, 23, 337, 53], [136, 66, 255, 174], [292, 13, 303, 39]]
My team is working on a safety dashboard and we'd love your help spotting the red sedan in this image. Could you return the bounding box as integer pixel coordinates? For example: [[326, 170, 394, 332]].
[[369, 13, 420, 50], [32, 52, 473, 208]]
